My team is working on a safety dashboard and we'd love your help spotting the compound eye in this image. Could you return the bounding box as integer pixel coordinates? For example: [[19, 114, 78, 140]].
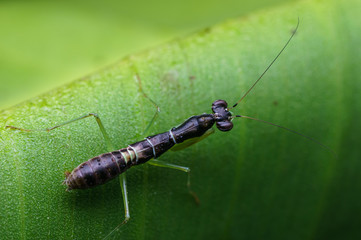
[[212, 100, 228, 113], [216, 120, 233, 131]]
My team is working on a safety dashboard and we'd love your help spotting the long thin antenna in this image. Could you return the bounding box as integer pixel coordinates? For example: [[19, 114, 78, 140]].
[[234, 115, 338, 158], [230, 18, 300, 110]]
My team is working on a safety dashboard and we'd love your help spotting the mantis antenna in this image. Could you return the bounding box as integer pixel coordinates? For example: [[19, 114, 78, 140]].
[[229, 18, 299, 110]]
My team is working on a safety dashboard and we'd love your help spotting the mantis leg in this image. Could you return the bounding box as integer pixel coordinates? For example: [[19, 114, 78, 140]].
[[102, 173, 130, 240], [148, 159, 199, 204], [134, 73, 161, 136]]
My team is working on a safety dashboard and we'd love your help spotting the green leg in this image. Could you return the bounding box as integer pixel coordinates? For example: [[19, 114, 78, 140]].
[[135, 73, 161, 136], [7, 113, 131, 238], [148, 159, 200, 204], [6, 113, 114, 150], [103, 173, 130, 240], [7, 113, 114, 150]]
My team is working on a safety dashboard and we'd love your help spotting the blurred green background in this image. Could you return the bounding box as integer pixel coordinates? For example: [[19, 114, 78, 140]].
[[0, 0, 297, 109]]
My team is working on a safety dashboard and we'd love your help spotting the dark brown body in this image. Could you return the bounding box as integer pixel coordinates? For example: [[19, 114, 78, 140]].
[[65, 99, 234, 190], [65, 113, 219, 190]]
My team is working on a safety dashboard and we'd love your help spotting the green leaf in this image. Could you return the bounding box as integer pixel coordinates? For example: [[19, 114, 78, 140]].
[[1, 0, 361, 239]]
